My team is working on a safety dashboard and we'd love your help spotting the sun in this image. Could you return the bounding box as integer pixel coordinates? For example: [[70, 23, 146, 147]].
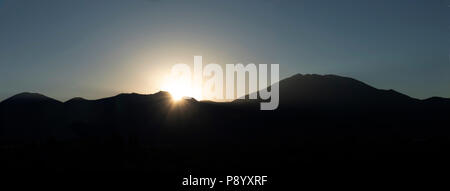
[[161, 76, 202, 102], [169, 88, 185, 101]]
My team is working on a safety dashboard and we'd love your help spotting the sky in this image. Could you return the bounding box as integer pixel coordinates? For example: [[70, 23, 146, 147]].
[[0, 0, 449, 101]]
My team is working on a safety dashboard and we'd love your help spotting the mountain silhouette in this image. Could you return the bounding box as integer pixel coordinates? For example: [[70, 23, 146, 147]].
[[1, 74, 449, 142], [1, 74, 450, 187], [236, 74, 419, 110], [278, 74, 415, 105], [1, 92, 61, 105]]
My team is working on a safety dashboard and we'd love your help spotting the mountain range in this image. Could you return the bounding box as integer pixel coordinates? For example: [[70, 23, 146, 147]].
[[1, 74, 450, 187]]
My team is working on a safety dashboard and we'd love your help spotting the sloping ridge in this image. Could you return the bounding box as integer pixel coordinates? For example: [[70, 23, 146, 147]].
[[0, 92, 61, 105], [0, 75, 449, 143], [280, 74, 416, 105], [235, 74, 419, 109]]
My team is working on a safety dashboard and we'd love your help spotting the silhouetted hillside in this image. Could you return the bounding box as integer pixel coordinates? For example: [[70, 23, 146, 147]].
[[1, 74, 450, 188], [1, 92, 60, 106], [1, 74, 449, 142], [279, 74, 415, 106], [236, 74, 419, 111], [0, 92, 67, 143]]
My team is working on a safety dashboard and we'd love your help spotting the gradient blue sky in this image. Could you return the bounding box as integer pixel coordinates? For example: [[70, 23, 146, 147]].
[[0, 0, 449, 101]]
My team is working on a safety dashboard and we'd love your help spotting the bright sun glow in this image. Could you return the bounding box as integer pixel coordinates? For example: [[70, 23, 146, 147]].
[[169, 87, 186, 101], [161, 76, 202, 102]]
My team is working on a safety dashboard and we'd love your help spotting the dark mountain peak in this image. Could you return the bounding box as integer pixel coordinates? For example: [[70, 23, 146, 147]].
[[85, 91, 173, 107], [246, 73, 417, 109], [114, 92, 172, 100], [8, 92, 49, 99], [65, 97, 87, 104], [423, 97, 450, 106], [279, 73, 377, 96], [115, 92, 141, 98], [155, 91, 170, 96], [152, 91, 172, 99], [425, 96, 449, 101], [94, 92, 145, 100], [181, 96, 198, 103], [284, 73, 374, 90], [1, 92, 61, 105]]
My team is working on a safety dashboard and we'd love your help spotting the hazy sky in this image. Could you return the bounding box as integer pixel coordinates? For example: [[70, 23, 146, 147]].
[[0, 0, 449, 101]]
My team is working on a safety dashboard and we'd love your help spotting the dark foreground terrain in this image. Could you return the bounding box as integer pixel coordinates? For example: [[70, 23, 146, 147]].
[[1, 74, 450, 189]]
